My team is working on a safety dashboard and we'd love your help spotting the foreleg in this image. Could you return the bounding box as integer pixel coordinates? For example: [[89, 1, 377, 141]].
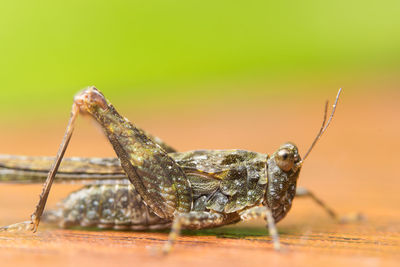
[[296, 187, 364, 223], [295, 187, 337, 219]]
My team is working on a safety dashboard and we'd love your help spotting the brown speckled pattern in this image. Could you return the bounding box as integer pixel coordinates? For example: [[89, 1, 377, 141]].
[[41, 150, 269, 229], [47, 184, 171, 230], [173, 150, 269, 214]]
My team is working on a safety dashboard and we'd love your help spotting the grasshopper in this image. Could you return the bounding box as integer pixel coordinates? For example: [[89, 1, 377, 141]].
[[0, 87, 347, 252]]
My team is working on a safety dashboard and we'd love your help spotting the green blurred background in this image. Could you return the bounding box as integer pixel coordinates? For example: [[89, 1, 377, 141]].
[[0, 0, 399, 120]]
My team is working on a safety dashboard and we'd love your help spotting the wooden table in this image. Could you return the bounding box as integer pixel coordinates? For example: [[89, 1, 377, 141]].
[[0, 91, 399, 266]]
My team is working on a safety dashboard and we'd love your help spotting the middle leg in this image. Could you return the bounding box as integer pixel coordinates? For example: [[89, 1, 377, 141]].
[[163, 211, 226, 253], [239, 206, 281, 250]]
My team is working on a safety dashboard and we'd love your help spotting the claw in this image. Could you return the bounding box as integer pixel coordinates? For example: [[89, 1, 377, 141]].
[[31, 214, 39, 233], [0, 221, 34, 233], [339, 212, 366, 224], [162, 242, 173, 255], [146, 244, 170, 257]]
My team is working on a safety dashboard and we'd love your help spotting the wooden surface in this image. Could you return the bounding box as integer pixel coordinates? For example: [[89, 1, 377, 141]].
[[0, 91, 399, 267]]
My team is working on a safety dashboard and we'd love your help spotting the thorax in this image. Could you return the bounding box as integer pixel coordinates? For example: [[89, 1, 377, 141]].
[[170, 150, 269, 214]]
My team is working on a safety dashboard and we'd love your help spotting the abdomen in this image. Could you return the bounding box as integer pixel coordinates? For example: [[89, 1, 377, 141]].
[[45, 184, 171, 230]]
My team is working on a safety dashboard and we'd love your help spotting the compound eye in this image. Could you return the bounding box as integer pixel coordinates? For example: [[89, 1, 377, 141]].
[[275, 148, 294, 172]]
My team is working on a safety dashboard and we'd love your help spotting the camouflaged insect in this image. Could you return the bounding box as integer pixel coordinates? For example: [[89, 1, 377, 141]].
[[0, 87, 343, 252]]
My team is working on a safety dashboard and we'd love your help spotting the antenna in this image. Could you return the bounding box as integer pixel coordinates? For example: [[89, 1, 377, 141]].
[[302, 88, 342, 161]]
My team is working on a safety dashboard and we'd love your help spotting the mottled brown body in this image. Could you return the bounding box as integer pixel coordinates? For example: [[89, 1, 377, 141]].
[[48, 184, 171, 230], [1, 149, 277, 228], [0, 87, 343, 252]]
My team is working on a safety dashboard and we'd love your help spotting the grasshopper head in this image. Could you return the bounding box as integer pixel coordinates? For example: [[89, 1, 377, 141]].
[[273, 142, 302, 173], [264, 88, 342, 222], [264, 142, 302, 222]]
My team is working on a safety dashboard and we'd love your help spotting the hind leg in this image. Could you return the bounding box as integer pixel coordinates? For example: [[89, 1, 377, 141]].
[[1, 87, 190, 233]]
